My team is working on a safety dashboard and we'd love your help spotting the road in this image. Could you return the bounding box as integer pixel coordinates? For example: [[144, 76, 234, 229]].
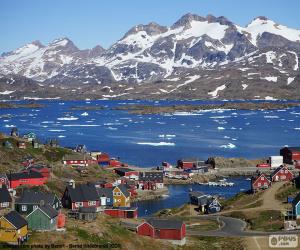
[[187, 215, 300, 237]]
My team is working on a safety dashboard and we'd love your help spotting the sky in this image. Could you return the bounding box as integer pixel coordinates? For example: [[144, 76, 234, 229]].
[[1, 0, 300, 53]]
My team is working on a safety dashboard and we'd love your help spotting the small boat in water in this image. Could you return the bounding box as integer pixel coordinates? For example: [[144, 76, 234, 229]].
[[245, 178, 251, 181]]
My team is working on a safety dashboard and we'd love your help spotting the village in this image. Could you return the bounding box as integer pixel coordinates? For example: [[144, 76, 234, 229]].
[[0, 127, 300, 249]]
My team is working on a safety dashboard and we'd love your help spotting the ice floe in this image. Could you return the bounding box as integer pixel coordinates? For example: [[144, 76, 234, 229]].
[[137, 142, 175, 146]]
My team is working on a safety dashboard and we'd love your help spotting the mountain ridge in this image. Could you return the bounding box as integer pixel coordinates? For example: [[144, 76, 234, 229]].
[[0, 13, 299, 100]]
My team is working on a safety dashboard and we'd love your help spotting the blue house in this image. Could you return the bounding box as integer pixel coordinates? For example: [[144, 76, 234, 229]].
[[97, 188, 113, 207], [292, 192, 300, 219]]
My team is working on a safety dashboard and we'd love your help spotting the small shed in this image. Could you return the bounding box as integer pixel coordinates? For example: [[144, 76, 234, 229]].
[[26, 205, 58, 231], [17, 141, 27, 149], [137, 218, 186, 245], [104, 207, 138, 219]]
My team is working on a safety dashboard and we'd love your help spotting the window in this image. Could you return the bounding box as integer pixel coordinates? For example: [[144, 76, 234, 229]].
[[21, 205, 27, 211], [258, 183, 261, 187], [88, 201, 96, 206], [75, 202, 83, 207], [107, 198, 110, 202], [0, 202, 8, 207], [261, 177, 264, 180], [50, 219, 53, 224], [33, 205, 38, 210]]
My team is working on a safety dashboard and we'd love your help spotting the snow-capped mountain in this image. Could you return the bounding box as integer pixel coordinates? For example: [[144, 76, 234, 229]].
[[0, 13, 300, 99]]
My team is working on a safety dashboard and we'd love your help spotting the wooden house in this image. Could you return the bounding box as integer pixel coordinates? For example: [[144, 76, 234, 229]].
[[0, 211, 28, 245], [26, 205, 58, 231], [2, 140, 13, 149], [138, 172, 164, 190], [62, 154, 97, 167], [113, 185, 130, 207], [75, 144, 87, 153], [10, 128, 19, 137], [280, 147, 300, 164], [15, 190, 61, 215], [0, 184, 12, 209], [104, 207, 138, 219], [22, 165, 51, 178], [251, 173, 271, 192], [189, 192, 221, 213], [17, 141, 26, 149], [114, 168, 139, 180], [97, 188, 113, 207], [270, 165, 294, 182], [61, 182, 100, 212], [23, 132, 36, 142], [0, 174, 9, 188], [137, 219, 186, 245], [8, 171, 47, 189], [177, 158, 208, 170], [292, 192, 300, 219]]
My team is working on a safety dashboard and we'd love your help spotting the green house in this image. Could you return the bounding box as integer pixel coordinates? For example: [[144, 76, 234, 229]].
[[15, 190, 61, 215], [26, 205, 58, 231]]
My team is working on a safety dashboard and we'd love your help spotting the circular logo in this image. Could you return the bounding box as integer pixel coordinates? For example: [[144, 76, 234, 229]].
[[270, 237, 278, 246]]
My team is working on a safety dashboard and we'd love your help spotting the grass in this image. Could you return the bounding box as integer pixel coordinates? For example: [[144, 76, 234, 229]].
[[249, 210, 283, 232], [185, 236, 245, 250], [242, 199, 263, 209], [275, 183, 298, 202], [69, 227, 111, 245], [225, 210, 283, 232], [187, 220, 219, 232]]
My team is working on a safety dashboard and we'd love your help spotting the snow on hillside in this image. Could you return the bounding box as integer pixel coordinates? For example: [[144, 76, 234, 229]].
[[237, 17, 300, 45]]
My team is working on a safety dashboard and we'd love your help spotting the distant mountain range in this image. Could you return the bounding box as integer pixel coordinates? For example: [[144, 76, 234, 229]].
[[0, 13, 300, 100]]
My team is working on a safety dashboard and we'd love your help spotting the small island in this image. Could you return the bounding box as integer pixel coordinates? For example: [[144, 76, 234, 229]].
[[113, 102, 300, 115]]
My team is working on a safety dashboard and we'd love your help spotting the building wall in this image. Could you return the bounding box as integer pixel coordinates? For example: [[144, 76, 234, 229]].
[[113, 187, 130, 207], [156, 228, 183, 240], [10, 178, 46, 189], [272, 170, 294, 182], [0, 218, 28, 243], [137, 223, 154, 237], [27, 209, 57, 231]]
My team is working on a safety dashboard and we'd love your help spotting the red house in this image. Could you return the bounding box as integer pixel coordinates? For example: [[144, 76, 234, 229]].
[[61, 182, 100, 211], [138, 172, 164, 190], [137, 219, 186, 245], [22, 165, 50, 178], [8, 171, 47, 189], [251, 173, 271, 192], [62, 154, 97, 166], [271, 165, 294, 182], [177, 158, 207, 170], [104, 207, 138, 219], [114, 168, 139, 180], [280, 147, 300, 164]]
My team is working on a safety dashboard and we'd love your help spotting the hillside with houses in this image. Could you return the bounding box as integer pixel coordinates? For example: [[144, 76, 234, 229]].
[[0, 127, 300, 248]]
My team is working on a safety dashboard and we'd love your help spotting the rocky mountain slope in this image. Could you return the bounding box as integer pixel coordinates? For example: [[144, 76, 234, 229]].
[[0, 13, 300, 100]]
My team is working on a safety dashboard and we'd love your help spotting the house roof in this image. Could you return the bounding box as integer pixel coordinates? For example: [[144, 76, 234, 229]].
[[115, 185, 130, 197], [114, 168, 135, 173], [147, 218, 183, 230], [4, 211, 27, 229], [252, 173, 271, 183], [271, 166, 292, 178], [8, 171, 44, 180], [292, 192, 300, 207], [63, 154, 92, 161], [15, 190, 56, 205], [97, 188, 113, 199], [66, 183, 99, 202], [180, 158, 203, 163], [29, 205, 58, 219], [189, 191, 205, 198], [79, 207, 97, 213], [139, 172, 163, 182], [40, 205, 58, 218], [282, 147, 300, 151], [0, 184, 12, 203]]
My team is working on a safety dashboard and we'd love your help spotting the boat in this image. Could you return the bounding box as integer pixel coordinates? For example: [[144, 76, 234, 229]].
[[245, 178, 251, 181]]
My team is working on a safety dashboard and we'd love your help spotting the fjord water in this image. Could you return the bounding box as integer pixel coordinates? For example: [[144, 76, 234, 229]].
[[1, 99, 300, 167], [134, 176, 250, 217]]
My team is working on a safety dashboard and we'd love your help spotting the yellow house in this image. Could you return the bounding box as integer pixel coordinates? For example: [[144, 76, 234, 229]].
[[113, 185, 130, 207], [0, 211, 28, 244]]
